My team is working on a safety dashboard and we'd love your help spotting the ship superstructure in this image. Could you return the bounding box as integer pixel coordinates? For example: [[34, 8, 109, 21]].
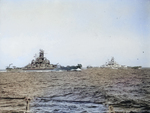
[[23, 49, 56, 70]]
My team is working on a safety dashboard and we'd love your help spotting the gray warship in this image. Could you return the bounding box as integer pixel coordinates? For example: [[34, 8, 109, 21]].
[[23, 49, 57, 70]]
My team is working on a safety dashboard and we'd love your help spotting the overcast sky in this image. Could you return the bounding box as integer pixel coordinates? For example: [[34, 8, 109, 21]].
[[0, 0, 150, 69]]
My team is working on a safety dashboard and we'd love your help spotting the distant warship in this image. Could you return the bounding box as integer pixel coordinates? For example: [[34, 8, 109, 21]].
[[23, 49, 57, 70], [6, 63, 23, 72]]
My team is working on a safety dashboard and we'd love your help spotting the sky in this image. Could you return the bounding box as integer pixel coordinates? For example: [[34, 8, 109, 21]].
[[0, 0, 150, 69]]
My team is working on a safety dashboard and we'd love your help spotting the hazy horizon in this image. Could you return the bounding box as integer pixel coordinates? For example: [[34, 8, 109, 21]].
[[0, 0, 150, 69]]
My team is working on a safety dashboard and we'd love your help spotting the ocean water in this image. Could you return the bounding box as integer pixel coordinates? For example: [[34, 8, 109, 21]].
[[0, 69, 6, 72], [30, 97, 107, 113]]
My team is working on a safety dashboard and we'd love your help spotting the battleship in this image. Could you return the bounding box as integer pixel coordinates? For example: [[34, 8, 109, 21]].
[[23, 49, 57, 70], [6, 49, 57, 71], [6, 49, 83, 72]]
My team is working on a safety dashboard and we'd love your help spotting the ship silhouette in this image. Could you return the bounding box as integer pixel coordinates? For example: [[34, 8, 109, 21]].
[[23, 49, 57, 70]]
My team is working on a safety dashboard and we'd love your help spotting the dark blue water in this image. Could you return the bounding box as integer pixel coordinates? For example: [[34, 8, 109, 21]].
[[30, 97, 107, 113]]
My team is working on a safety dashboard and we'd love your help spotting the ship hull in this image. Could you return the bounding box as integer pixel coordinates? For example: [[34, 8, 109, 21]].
[[22, 68, 56, 70]]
